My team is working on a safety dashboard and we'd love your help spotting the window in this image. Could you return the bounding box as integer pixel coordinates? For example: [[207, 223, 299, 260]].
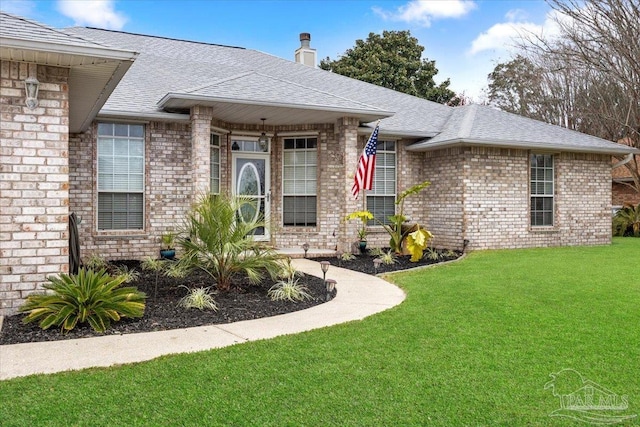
[[97, 123, 144, 230], [367, 140, 396, 224], [283, 137, 317, 226], [210, 134, 220, 194], [530, 154, 554, 226]]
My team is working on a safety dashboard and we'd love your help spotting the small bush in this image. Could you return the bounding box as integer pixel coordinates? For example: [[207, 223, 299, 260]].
[[268, 279, 312, 302], [277, 259, 301, 280], [613, 203, 640, 237], [84, 253, 108, 270], [368, 247, 385, 257], [20, 268, 146, 333], [178, 286, 218, 311], [339, 252, 356, 262], [380, 250, 397, 265], [425, 247, 441, 261], [112, 265, 140, 283]]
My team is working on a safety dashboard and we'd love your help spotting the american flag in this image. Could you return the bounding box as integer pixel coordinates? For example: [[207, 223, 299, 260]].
[[352, 124, 379, 199]]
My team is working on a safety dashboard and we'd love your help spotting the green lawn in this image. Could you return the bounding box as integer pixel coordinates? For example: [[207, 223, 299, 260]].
[[1, 239, 639, 426]]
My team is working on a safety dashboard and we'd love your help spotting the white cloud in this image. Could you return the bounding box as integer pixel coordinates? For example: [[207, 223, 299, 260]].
[[373, 0, 476, 27], [56, 0, 127, 30], [0, 0, 36, 16], [468, 10, 562, 55]]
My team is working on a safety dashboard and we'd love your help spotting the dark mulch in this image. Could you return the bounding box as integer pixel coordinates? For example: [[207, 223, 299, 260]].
[[315, 248, 462, 275], [0, 250, 461, 345]]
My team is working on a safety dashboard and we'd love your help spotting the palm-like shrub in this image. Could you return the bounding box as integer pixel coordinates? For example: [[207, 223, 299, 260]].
[[613, 203, 640, 237], [20, 268, 146, 333], [178, 286, 218, 310], [178, 194, 283, 291]]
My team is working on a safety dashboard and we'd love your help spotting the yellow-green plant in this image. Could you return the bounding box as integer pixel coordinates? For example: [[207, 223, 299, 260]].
[[380, 250, 397, 265], [345, 210, 374, 240], [20, 268, 146, 333], [404, 226, 434, 262], [346, 181, 432, 255]]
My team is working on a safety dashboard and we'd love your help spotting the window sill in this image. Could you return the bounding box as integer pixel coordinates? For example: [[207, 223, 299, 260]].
[[529, 226, 558, 233], [93, 231, 148, 240]]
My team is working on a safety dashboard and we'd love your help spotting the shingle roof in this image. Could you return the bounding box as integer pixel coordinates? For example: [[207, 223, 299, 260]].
[[408, 104, 638, 155], [62, 27, 636, 155], [0, 12, 109, 49]]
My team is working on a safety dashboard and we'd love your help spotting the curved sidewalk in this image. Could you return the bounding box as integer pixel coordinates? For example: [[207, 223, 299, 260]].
[[0, 259, 405, 380]]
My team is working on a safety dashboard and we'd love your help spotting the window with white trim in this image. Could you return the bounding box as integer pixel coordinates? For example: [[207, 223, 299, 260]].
[[283, 137, 317, 226], [97, 123, 144, 230], [530, 154, 554, 226], [210, 133, 220, 194], [367, 140, 396, 224]]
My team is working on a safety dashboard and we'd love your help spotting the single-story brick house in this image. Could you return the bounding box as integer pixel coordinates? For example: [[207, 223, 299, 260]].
[[1, 13, 637, 315]]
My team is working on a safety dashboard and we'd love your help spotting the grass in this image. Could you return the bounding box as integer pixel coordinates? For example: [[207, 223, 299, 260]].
[[1, 238, 639, 426]]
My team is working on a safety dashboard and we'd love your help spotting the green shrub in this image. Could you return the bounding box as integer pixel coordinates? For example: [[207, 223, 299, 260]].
[[339, 252, 356, 261], [268, 279, 311, 302], [368, 247, 385, 257], [177, 194, 283, 291], [83, 253, 108, 270], [425, 247, 441, 261], [178, 286, 218, 310], [19, 268, 146, 333], [613, 203, 640, 237], [277, 259, 301, 280]]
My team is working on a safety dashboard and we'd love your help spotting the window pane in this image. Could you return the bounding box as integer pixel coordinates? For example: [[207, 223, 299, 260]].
[[282, 137, 317, 226], [98, 124, 144, 230]]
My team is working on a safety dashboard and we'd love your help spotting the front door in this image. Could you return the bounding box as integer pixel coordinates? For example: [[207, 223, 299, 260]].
[[232, 152, 270, 240]]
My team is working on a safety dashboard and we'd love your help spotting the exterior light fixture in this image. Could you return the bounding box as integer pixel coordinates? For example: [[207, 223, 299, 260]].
[[325, 279, 337, 301], [24, 77, 40, 109], [373, 258, 382, 273], [302, 242, 309, 258], [320, 261, 330, 282], [258, 118, 269, 151]]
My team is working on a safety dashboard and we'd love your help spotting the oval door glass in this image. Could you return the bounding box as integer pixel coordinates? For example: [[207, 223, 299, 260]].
[[237, 162, 261, 224]]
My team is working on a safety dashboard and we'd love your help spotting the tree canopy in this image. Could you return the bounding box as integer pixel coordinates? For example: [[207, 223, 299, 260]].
[[319, 30, 457, 105], [486, 0, 639, 193]]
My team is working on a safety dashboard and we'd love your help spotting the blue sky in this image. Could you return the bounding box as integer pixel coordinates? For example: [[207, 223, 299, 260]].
[[1, 0, 560, 100]]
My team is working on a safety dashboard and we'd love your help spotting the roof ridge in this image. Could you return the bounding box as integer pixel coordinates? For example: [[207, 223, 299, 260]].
[[76, 26, 245, 50], [252, 71, 388, 111], [457, 104, 479, 138], [181, 71, 255, 94]]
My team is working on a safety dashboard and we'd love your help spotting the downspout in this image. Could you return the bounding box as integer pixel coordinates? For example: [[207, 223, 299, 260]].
[[612, 153, 634, 170]]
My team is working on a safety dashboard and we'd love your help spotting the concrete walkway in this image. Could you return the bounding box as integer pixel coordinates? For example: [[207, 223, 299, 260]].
[[0, 259, 405, 380]]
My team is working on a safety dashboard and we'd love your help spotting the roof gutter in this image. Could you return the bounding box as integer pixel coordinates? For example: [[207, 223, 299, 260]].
[[0, 37, 138, 61], [157, 93, 395, 118], [612, 153, 635, 170], [407, 137, 640, 156]]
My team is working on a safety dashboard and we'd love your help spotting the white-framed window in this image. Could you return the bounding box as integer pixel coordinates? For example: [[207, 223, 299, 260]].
[[530, 153, 554, 226], [367, 140, 396, 224], [97, 123, 144, 230], [283, 137, 317, 226], [210, 133, 220, 194]]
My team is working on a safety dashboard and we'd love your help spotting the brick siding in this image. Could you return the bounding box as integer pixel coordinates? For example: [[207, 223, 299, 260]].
[[1, 61, 70, 316]]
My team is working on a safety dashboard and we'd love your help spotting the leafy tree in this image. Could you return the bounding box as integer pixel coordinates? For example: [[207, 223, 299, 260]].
[[320, 30, 456, 104]]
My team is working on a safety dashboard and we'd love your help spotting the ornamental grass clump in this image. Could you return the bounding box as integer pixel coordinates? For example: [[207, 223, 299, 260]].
[[178, 286, 218, 311], [268, 279, 312, 302], [19, 268, 146, 333]]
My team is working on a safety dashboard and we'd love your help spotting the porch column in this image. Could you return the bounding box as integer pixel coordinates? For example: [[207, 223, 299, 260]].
[[190, 105, 214, 197], [336, 117, 361, 252]]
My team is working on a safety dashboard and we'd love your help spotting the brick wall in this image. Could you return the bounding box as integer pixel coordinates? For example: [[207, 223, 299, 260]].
[[612, 182, 640, 207], [69, 121, 192, 261], [420, 146, 611, 250], [1, 61, 70, 315]]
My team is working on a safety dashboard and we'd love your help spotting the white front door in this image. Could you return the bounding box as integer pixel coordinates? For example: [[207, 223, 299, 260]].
[[232, 152, 270, 240]]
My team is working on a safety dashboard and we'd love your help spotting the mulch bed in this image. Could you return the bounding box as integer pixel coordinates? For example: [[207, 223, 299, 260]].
[[0, 250, 461, 345]]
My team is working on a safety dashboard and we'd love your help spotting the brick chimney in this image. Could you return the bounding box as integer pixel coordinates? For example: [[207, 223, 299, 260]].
[[294, 33, 317, 68]]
